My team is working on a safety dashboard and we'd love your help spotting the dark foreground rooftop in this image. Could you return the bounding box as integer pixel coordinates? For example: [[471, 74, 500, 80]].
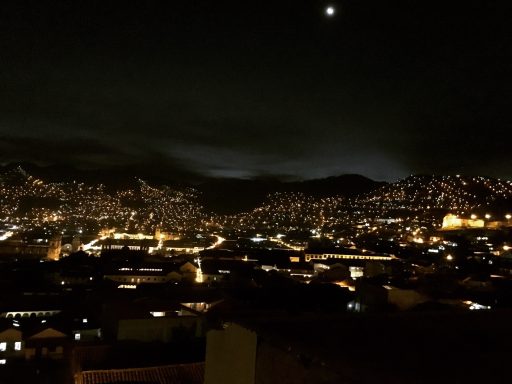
[[234, 310, 512, 384], [75, 362, 204, 384]]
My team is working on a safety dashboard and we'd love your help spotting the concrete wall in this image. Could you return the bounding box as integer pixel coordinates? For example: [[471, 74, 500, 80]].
[[204, 323, 257, 384]]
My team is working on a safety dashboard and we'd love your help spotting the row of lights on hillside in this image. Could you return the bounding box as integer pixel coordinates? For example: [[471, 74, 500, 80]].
[[469, 214, 512, 220]]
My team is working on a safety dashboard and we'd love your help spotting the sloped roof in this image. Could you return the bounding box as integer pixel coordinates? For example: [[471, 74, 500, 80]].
[[29, 327, 68, 339], [74, 362, 204, 384], [0, 327, 22, 340]]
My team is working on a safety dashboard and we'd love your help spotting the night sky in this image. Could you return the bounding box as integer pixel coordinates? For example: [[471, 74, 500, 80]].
[[0, 1, 510, 181]]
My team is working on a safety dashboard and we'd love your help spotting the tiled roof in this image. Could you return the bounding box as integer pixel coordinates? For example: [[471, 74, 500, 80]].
[[74, 362, 204, 384]]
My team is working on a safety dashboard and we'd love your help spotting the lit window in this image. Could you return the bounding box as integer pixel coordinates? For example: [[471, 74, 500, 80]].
[[0, 359, 5, 365], [14, 342, 21, 351], [74, 333, 81, 341], [82, 318, 88, 323], [0, 342, 6, 351]]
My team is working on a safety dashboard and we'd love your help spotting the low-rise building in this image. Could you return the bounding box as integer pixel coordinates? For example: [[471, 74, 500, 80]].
[[0, 327, 24, 361], [24, 327, 69, 360], [304, 248, 392, 262]]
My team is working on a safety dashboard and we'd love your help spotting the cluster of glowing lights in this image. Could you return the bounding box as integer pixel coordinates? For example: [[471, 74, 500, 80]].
[[117, 284, 137, 289], [3, 169, 512, 250], [0, 231, 13, 241], [0, 168, 208, 234], [464, 301, 491, 310], [118, 267, 163, 272]]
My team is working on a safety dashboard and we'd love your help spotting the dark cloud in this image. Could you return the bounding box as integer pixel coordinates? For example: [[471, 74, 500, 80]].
[[0, 1, 510, 181], [0, 135, 202, 182]]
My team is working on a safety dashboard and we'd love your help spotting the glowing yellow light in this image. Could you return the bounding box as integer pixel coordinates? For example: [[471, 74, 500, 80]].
[[446, 254, 453, 261], [0, 231, 13, 241], [195, 257, 203, 283]]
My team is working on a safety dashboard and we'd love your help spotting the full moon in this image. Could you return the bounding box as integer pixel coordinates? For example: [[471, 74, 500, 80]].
[[325, 6, 335, 16]]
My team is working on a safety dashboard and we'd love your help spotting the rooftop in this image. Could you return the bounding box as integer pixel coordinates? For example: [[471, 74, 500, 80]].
[[75, 362, 204, 384]]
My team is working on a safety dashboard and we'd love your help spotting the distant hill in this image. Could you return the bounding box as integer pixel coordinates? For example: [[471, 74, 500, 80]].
[[9, 164, 512, 217], [355, 174, 512, 215], [0, 162, 189, 190], [197, 175, 386, 214], [1, 162, 385, 214], [2, 164, 512, 229]]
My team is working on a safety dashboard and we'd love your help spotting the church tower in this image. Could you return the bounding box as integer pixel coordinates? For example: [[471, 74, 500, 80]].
[[47, 234, 62, 261], [71, 235, 82, 253]]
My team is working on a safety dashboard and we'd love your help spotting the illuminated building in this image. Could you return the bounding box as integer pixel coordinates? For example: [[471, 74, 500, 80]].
[[154, 227, 177, 241], [1, 310, 61, 319], [304, 249, 391, 262], [0, 328, 24, 360], [441, 214, 484, 229], [111, 232, 155, 240], [71, 235, 82, 252], [104, 267, 183, 285], [46, 234, 62, 261], [163, 239, 210, 254], [442, 213, 512, 230], [100, 238, 158, 252]]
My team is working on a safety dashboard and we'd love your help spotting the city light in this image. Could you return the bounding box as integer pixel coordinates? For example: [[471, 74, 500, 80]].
[[0, 231, 13, 241], [195, 257, 203, 283], [0, 3, 510, 382]]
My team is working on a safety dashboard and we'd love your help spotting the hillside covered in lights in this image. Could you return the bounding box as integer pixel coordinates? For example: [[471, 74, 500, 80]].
[[355, 175, 512, 214], [2, 167, 512, 235]]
